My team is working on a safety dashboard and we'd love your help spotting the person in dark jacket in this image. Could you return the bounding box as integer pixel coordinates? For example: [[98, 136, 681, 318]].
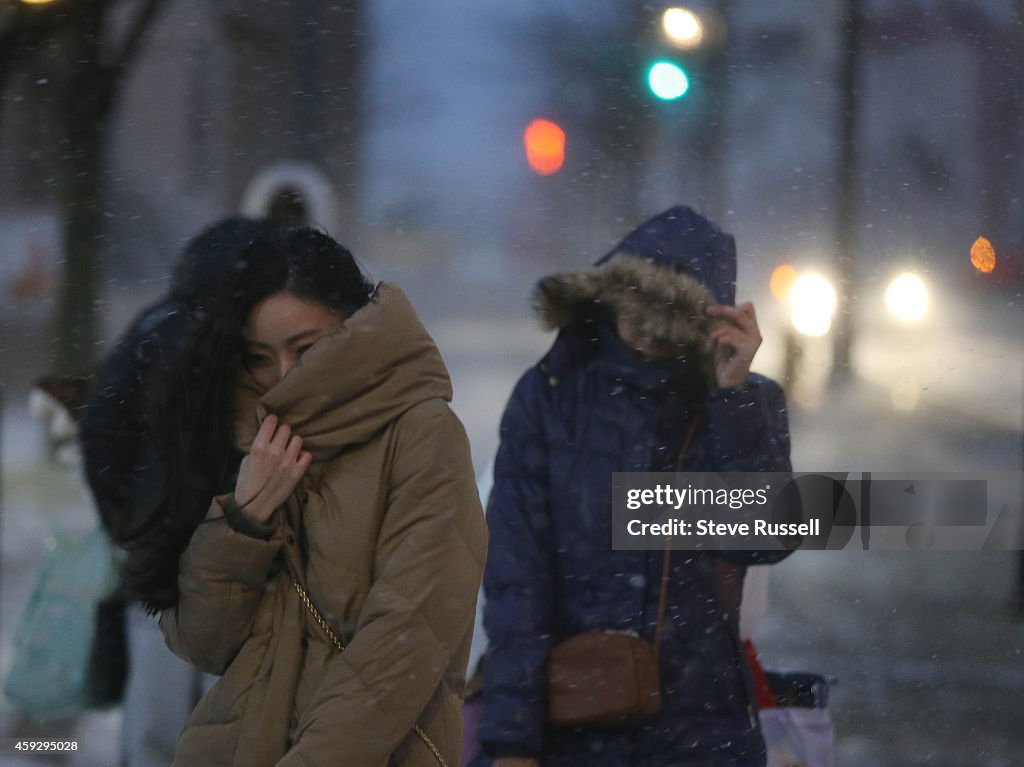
[[475, 206, 793, 767], [79, 215, 276, 767], [81, 216, 275, 538]]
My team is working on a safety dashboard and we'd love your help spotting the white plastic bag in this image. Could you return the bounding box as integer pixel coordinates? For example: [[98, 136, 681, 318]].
[[761, 705, 836, 767]]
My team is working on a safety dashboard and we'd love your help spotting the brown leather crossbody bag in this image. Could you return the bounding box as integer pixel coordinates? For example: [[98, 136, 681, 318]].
[[546, 415, 702, 728], [546, 549, 672, 727]]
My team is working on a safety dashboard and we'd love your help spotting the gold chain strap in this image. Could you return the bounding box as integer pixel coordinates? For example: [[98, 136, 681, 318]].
[[288, 572, 448, 767]]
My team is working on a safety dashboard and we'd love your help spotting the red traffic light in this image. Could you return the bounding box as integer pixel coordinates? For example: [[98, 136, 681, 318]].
[[523, 119, 565, 176]]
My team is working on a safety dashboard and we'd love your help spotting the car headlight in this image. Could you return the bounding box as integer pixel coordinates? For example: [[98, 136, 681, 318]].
[[884, 273, 929, 323], [788, 273, 838, 337]]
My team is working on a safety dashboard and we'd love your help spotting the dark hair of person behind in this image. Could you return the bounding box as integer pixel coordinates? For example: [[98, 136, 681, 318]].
[[123, 228, 375, 612], [170, 215, 278, 304]]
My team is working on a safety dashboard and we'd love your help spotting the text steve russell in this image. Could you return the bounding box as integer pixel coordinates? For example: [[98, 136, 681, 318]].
[[626, 518, 821, 537]]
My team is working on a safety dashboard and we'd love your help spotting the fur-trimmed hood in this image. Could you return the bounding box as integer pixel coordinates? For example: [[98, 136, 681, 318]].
[[533, 206, 737, 352], [535, 256, 720, 352]]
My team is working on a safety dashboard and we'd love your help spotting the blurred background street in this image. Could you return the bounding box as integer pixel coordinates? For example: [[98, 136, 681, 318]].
[[2, 273, 1021, 766], [1, 0, 1021, 765]]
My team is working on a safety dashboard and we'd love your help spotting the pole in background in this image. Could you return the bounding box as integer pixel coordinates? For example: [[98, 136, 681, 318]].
[[831, 0, 863, 383], [0, 383, 4, 649]]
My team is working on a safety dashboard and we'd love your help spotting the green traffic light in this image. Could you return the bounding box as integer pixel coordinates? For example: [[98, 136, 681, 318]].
[[647, 60, 689, 100]]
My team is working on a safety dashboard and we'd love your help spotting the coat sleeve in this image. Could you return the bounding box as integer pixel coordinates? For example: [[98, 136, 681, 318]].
[[80, 303, 189, 536], [705, 373, 791, 473], [278, 400, 486, 766], [476, 371, 556, 759], [160, 496, 284, 674], [705, 373, 794, 565]]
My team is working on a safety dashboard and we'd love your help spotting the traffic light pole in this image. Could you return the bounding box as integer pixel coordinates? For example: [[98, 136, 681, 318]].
[[831, 0, 863, 384], [690, 1, 731, 223]]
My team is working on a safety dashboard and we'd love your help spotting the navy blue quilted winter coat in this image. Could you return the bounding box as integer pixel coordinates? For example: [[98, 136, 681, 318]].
[[475, 207, 792, 766]]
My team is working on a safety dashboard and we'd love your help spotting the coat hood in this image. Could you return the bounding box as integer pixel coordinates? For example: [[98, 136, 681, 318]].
[[534, 206, 737, 353], [596, 205, 736, 305], [234, 283, 452, 460]]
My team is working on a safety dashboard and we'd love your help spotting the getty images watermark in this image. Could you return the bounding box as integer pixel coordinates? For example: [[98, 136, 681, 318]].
[[611, 472, 1023, 550]]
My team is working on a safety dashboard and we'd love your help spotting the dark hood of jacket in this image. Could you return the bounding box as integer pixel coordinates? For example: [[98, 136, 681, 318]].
[[533, 206, 738, 386], [596, 204, 736, 304]]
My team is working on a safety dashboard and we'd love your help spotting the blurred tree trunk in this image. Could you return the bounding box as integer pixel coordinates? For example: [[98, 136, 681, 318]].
[[973, 1, 1023, 257], [831, 0, 862, 383], [55, 5, 108, 372], [0, 0, 165, 371]]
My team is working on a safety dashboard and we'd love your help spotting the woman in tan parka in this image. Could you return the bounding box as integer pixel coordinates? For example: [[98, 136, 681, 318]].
[[122, 228, 487, 766]]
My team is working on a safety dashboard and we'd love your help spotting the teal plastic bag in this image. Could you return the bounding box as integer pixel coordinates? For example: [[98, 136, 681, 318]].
[[3, 527, 120, 720]]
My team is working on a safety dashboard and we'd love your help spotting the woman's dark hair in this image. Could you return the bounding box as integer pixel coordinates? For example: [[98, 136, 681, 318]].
[[123, 227, 374, 611]]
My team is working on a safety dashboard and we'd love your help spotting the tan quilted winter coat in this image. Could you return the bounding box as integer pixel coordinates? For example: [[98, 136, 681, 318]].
[[160, 284, 487, 766]]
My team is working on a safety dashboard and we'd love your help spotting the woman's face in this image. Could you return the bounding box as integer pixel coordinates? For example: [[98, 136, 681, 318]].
[[244, 291, 345, 390]]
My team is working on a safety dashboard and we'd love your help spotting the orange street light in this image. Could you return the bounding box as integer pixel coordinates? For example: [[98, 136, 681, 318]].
[[970, 236, 997, 274], [769, 263, 798, 302]]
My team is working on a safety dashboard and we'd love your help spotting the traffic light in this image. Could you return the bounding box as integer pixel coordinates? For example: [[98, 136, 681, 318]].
[[661, 7, 704, 50], [523, 118, 566, 176], [643, 6, 710, 102], [647, 60, 690, 100]]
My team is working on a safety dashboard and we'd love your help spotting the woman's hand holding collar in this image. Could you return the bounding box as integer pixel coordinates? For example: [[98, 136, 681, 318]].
[[233, 413, 312, 525]]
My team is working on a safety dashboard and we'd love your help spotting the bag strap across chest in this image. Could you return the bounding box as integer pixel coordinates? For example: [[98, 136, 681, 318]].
[[651, 412, 704, 660]]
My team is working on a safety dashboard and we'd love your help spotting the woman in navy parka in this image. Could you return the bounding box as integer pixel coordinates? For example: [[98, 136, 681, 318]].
[[475, 206, 792, 767]]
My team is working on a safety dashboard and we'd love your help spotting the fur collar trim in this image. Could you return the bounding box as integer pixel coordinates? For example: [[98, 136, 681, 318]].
[[533, 254, 726, 350]]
